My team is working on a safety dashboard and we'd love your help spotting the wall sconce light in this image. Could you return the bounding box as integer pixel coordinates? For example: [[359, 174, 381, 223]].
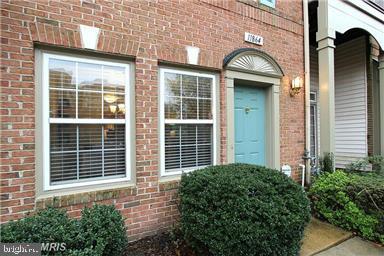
[[109, 105, 117, 114], [290, 76, 303, 96], [104, 94, 118, 104], [118, 104, 126, 114], [109, 104, 126, 115]]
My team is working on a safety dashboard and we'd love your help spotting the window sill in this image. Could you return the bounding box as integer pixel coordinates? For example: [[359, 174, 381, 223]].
[[36, 183, 136, 209]]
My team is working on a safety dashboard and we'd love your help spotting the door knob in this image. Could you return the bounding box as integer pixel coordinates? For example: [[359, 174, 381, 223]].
[[245, 107, 250, 114]]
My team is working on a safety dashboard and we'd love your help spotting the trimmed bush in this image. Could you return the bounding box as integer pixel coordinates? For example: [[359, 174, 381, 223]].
[[79, 204, 128, 256], [0, 204, 128, 255], [179, 164, 311, 256], [309, 170, 384, 243], [0, 207, 79, 248]]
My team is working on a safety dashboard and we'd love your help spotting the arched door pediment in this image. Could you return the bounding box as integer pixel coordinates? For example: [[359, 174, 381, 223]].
[[223, 48, 284, 78]]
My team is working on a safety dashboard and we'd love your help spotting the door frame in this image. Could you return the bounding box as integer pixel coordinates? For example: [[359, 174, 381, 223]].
[[225, 70, 281, 170]]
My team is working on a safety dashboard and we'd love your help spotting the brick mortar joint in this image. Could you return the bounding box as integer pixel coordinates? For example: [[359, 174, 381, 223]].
[[237, 0, 304, 25], [201, 0, 304, 34]]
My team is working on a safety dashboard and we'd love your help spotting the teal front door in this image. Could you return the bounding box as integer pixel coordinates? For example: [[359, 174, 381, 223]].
[[234, 86, 266, 165]]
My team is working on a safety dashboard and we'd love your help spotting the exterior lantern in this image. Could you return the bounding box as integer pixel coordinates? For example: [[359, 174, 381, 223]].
[[290, 76, 303, 96]]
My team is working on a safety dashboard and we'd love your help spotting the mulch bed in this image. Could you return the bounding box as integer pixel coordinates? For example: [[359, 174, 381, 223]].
[[124, 232, 197, 256]]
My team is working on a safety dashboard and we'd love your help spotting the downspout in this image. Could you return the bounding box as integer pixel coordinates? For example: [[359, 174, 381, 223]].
[[303, 0, 311, 185]]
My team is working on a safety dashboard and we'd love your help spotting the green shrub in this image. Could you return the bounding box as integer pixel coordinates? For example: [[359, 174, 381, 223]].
[[0, 208, 79, 248], [179, 164, 311, 256], [345, 155, 384, 175], [79, 204, 128, 256], [309, 171, 383, 243], [319, 152, 334, 174], [0, 204, 128, 255], [347, 173, 384, 214]]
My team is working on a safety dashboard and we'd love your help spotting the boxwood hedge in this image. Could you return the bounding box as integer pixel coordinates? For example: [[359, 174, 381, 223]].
[[179, 164, 311, 256], [0, 204, 128, 256]]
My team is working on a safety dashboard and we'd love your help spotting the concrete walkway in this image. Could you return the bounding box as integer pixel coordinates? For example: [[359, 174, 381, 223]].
[[300, 218, 383, 256], [316, 237, 384, 256], [300, 218, 352, 256]]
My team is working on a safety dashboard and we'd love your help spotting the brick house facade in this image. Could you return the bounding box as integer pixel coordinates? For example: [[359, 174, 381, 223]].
[[0, 0, 305, 241]]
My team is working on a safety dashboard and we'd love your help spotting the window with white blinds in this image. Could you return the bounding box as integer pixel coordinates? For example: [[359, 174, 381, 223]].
[[160, 69, 216, 176], [43, 53, 130, 190]]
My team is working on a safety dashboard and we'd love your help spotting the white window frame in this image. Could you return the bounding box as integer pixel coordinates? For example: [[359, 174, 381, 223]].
[[310, 91, 318, 159], [42, 53, 131, 191], [159, 68, 217, 177]]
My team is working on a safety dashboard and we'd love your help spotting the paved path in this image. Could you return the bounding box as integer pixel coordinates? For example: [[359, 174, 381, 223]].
[[316, 237, 384, 256], [300, 218, 384, 256], [300, 218, 352, 256]]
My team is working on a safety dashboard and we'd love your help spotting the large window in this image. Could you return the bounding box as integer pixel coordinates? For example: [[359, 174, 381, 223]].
[[42, 53, 131, 190], [160, 68, 216, 176]]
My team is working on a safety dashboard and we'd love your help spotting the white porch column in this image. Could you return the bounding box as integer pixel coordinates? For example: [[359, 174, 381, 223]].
[[379, 55, 384, 156], [317, 0, 336, 158], [317, 37, 335, 157]]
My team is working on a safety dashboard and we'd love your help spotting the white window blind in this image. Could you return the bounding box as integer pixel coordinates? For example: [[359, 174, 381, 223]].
[[160, 69, 216, 175], [44, 54, 129, 189]]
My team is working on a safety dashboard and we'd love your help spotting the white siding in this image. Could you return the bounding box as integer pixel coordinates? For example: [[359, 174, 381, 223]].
[[334, 37, 367, 168], [310, 46, 319, 92]]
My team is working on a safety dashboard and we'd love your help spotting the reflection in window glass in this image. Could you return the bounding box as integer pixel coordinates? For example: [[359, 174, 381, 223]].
[[78, 91, 102, 119], [49, 59, 76, 89], [49, 89, 76, 118], [103, 65, 125, 93], [78, 62, 102, 91]]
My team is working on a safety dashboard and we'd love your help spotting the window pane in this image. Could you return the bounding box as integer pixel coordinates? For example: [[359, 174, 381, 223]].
[[50, 124, 77, 152], [104, 150, 125, 176], [197, 125, 212, 144], [104, 124, 125, 149], [79, 150, 103, 179], [78, 62, 102, 91], [78, 91, 102, 118], [164, 124, 213, 172], [50, 152, 77, 183], [165, 96, 181, 119], [165, 146, 180, 170], [49, 89, 76, 118], [198, 144, 212, 166], [103, 93, 125, 119], [164, 73, 180, 97], [198, 77, 212, 98], [49, 59, 76, 90], [199, 99, 212, 119], [182, 75, 197, 97], [165, 125, 180, 147], [181, 145, 197, 168], [79, 125, 102, 151], [50, 124, 78, 183], [103, 65, 125, 93], [181, 125, 196, 145], [182, 98, 197, 119]]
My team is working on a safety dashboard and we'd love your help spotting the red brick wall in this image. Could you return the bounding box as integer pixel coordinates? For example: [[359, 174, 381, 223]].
[[0, 0, 305, 241]]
